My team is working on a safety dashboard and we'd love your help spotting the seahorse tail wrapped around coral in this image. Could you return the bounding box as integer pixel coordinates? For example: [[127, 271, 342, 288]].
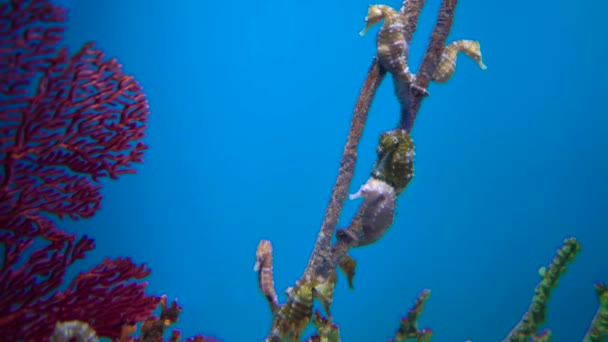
[[265, 273, 341, 342], [267, 283, 314, 342], [432, 39, 487, 84]]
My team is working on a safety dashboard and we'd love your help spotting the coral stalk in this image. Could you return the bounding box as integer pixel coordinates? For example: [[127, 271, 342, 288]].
[[305, 310, 341, 342], [399, 0, 425, 44], [303, 58, 386, 281], [388, 289, 432, 342], [583, 282, 608, 342], [397, 0, 458, 132], [502, 237, 582, 342], [263, 60, 385, 342]]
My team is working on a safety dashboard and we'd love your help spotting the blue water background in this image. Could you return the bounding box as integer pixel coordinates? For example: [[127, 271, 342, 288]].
[[55, 0, 608, 341]]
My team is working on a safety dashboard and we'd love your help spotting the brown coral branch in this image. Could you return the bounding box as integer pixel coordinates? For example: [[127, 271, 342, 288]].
[[327, 203, 366, 278], [399, 0, 426, 44], [398, 0, 458, 132], [303, 58, 386, 281], [262, 59, 385, 342]]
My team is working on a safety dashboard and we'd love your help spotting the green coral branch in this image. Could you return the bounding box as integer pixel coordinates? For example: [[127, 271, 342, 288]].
[[502, 237, 582, 342], [584, 282, 608, 342], [306, 310, 341, 342], [389, 289, 433, 342]]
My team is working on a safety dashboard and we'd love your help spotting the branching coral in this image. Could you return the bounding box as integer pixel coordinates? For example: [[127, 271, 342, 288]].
[[0, 1, 218, 340], [502, 237, 582, 341], [254, 0, 489, 340], [0, 0, 158, 339], [388, 289, 433, 342], [250, 0, 605, 341]]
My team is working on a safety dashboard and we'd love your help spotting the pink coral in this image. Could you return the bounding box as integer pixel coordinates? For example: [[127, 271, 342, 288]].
[[0, 0, 157, 340]]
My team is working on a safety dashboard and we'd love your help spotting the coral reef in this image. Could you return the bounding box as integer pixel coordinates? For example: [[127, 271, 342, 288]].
[[0, 1, 217, 341], [2, 0, 604, 341]]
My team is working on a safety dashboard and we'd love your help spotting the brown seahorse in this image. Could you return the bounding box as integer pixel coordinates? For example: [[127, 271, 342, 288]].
[[432, 39, 487, 84], [360, 4, 429, 97], [255, 240, 279, 313]]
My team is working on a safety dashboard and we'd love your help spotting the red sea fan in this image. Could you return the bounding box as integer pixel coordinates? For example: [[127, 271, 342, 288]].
[[0, 0, 149, 222], [0, 0, 158, 340], [0, 230, 161, 340]]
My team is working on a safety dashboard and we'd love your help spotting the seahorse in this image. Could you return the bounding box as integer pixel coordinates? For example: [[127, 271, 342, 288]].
[[360, 4, 429, 97], [267, 282, 314, 342], [255, 239, 279, 313], [349, 178, 397, 247], [349, 130, 415, 247], [432, 40, 487, 84]]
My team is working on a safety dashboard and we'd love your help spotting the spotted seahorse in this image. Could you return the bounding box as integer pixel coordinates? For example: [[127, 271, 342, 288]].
[[360, 4, 429, 97], [349, 130, 415, 247], [432, 39, 487, 84]]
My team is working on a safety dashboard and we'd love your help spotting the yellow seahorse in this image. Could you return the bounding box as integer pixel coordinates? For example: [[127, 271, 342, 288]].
[[360, 4, 429, 96], [432, 39, 487, 84]]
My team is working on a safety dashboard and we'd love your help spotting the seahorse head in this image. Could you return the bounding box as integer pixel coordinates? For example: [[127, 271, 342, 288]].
[[463, 40, 487, 70], [360, 5, 388, 36], [371, 129, 415, 195]]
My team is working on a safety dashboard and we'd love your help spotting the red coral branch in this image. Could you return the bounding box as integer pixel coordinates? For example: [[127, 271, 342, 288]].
[[0, 228, 160, 340], [1, 0, 149, 223], [0, 0, 157, 340]]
